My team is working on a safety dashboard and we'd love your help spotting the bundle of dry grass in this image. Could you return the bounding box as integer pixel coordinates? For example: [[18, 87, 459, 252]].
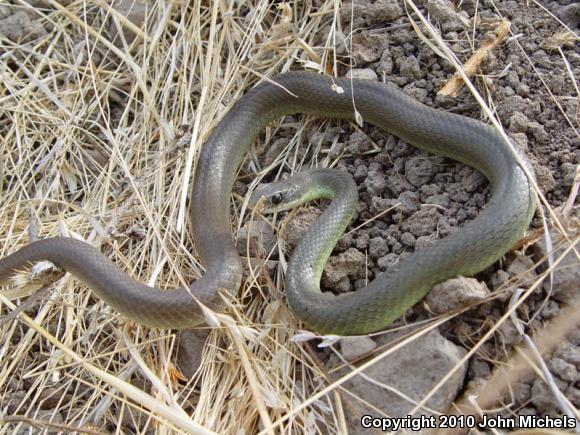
[[0, 0, 578, 433]]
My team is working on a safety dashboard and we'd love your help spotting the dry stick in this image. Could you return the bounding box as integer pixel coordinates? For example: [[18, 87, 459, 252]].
[[563, 165, 580, 218], [437, 296, 580, 435], [176, 0, 219, 233], [438, 20, 511, 97]]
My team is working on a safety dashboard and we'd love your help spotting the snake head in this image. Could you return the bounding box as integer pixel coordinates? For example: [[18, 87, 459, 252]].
[[249, 178, 304, 213], [249, 169, 342, 213]]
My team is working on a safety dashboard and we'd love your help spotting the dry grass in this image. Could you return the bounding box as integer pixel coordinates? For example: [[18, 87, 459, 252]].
[[0, 0, 578, 433]]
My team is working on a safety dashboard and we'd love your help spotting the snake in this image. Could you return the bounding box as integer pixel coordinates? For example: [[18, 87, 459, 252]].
[[0, 71, 535, 335]]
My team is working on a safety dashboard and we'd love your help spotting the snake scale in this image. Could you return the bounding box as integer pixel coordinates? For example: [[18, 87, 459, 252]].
[[0, 72, 535, 335]]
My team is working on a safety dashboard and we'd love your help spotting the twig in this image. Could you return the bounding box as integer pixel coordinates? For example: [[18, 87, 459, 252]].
[[438, 20, 511, 97]]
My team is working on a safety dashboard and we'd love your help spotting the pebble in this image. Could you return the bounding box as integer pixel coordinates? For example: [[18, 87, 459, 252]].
[[405, 158, 436, 187], [340, 336, 377, 361], [341, 329, 467, 420], [346, 68, 378, 81], [427, 277, 491, 314]]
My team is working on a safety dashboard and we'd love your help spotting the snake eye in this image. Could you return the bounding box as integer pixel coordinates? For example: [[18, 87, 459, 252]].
[[271, 193, 283, 205]]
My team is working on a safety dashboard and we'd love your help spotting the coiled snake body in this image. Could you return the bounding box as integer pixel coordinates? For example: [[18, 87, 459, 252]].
[[0, 72, 535, 334]]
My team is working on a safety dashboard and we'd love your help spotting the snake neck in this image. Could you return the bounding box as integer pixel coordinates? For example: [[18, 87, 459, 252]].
[[286, 169, 359, 288]]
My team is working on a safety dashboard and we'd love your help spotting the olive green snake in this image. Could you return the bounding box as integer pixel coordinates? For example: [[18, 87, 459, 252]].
[[0, 72, 535, 335]]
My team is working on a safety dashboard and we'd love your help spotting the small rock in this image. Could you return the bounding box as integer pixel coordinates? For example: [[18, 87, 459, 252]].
[[36, 409, 64, 426], [351, 31, 387, 64], [427, 277, 491, 314], [420, 184, 441, 196], [399, 55, 422, 80], [468, 359, 491, 379], [0, 10, 46, 42], [516, 83, 530, 97], [334, 31, 349, 56], [561, 162, 577, 187], [530, 49, 551, 69], [7, 391, 26, 414], [512, 382, 532, 404], [284, 207, 321, 249], [39, 386, 68, 410], [534, 163, 556, 193], [534, 228, 580, 303], [377, 252, 399, 270], [334, 276, 352, 293], [345, 68, 378, 81], [403, 84, 428, 103], [109, 0, 152, 47], [549, 357, 578, 383], [555, 341, 580, 368], [369, 237, 389, 259], [499, 95, 529, 117], [506, 252, 537, 287], [387, 173, 413, 195], [176, 329, 210, 379], [567, 385, 580, 407], [400, 232, 416, 246], [540, 299, 561, 319], [322, 248, 367, 289], [427, 0, 469, 32], [499, 320, 522, 347], [415, 235, 436, 249], [509, 111, 530, 133], [405, 158, 436, 187], [342, 329, 467, 419], [340, 336, 377, 361], [346, 131, 373, 154], [395, 191, 420, 215], [241, 258, 278, 280], [237, 220, 276, 258], [264, 137, 290, 166], [355, 231, 370, 250], [402, 207, 441, 237], [510, 132, 529, 151], [425, 193, 450, 208], [354, 164, 368, 181], [364, 163, 387, 195], [460, 167, 487, 193], [376, 50, 394, 76], [340, 2, 368, 30], [556, 3, 580, 29], [527, 122, 548, 143], [327, 141, 346, 160], [367, 0, 404, 23], [531, 379, 560, 413], [369, 196, 392, 215]]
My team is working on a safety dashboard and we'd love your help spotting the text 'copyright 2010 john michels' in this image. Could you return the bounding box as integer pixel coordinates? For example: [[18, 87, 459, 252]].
[[360, 414, 578, 432]]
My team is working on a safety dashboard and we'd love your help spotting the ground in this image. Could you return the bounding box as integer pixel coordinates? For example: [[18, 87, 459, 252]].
[[0, 0, 578, 434]]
